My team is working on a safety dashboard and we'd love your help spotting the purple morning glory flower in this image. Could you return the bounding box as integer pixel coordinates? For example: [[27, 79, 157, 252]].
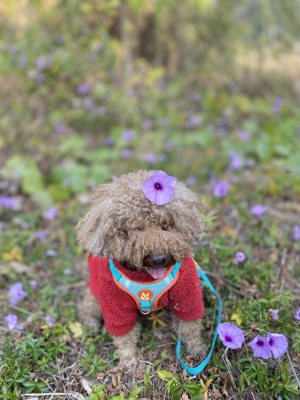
[[239, 130, 251, 141], [55, 122, 66, 134], [142, 171, 176, 206], [267, 333, 288, 359], [213, 180, 229, 198], [190, 93, 200, 101], [186, 176, 197, 187], [77, 84, 90, 95], [142, 119, 152, 130], [121, 148, 133, 160], [0, 196, 20, 209], [9, 282, 27, 305], [292, 226, 300, 241], [217, 322, 245, 349], [294, 308, 300, 320], [272, 98, 284, 113], [246, 159, 256, 169], [185, 114, 202, 129], [45, 315, 54, 328], [96, 106, 106, 116], [46, 249, 57, 257], [230, 152, 243, 170], [248, 335, 272, 359], [104, 137, 115, 147], [251, 204, 267, 219], [84, 97, 95, 111], [122, 130, 135, 142], [36, 230, 49, 243], [269, 309, 280, 321], [164, 140, 174, 150], [29, 280, 38, 289], [160, 118, 169, 127], [43, 207, 58, 220], [63, 268, 74, 275], [236, 251, 246, 263], [4, 314, 24, 332], [36, 55, 52, 71]]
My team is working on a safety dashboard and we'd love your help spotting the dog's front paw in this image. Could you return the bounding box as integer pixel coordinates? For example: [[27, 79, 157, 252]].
[[118, 350, 137, 371], [185, 340, 208, 359], [77, 288, 102, 330]]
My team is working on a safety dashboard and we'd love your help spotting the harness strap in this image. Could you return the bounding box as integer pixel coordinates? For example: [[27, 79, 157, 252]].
[[109, 259, 181, 314], [175, 266, 222, 375]]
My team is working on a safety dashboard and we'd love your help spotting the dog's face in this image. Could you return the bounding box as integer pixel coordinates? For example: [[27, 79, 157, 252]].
[[77, 170, 205, 278]]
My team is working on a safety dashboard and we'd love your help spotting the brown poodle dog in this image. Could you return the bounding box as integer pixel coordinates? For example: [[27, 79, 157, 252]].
[[76, 170, 207, 368]]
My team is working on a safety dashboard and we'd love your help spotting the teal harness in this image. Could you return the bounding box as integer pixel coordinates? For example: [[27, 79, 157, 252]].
[[109, 258, 222, 375]]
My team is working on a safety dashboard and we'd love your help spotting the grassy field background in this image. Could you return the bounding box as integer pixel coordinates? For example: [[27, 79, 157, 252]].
[[0, 1, 300, 399]]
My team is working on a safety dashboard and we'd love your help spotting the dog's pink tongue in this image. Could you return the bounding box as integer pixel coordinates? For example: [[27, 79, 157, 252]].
[[148, 266, 167, 279]]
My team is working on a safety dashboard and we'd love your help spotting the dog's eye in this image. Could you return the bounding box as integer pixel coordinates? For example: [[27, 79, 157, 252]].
[[136, 225, 144, 231], [162, 224, 168, 231]]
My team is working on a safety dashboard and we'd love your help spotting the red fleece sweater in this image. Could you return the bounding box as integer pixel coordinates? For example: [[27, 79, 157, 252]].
[[88, 255, 204, 336]]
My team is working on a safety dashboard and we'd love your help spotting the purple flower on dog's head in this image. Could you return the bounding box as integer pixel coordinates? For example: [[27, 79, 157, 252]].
[[217, 322, 245, 349], [142, 171, 176, 206], [9, 282, 27, 305], [248, 335, 272, 359], [267, 333, 288, 359]]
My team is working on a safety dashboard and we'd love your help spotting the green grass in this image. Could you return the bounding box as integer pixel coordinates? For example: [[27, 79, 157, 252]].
[[0, 6, 300, 400]]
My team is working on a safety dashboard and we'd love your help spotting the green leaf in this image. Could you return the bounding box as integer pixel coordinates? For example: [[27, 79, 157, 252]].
[[22, 160, 44, 194], [111, 393, 125, 400], [128, 386, 143, 399], [284, 382, 299, 394], [48, 183, 71, 201], [51, 160, 88, 193], [157, 370, 175, 382], [31, 190, 53, 209]]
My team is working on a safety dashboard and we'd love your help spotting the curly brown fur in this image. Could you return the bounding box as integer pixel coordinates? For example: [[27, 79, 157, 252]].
[[112, 324, 141, 368], [76, 170, 207, 366], [173, 317, 208, 357], [77, 170, 206, 269]]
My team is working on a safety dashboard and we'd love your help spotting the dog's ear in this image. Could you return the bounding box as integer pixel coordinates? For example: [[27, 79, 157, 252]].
[[76, 184, 116, 255], [170, 183, 206, 241]]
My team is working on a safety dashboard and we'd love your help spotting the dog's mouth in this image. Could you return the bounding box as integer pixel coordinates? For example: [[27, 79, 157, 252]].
[[147, 266, 168, 279], [144, 254, 175, 279]]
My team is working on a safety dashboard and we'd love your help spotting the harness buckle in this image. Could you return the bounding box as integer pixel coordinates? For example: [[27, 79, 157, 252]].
[[140, 309, 151, 315]]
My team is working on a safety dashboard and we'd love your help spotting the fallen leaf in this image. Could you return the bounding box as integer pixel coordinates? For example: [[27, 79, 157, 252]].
[[1, 247, 23, 262], [231, 313, 242, 326], [69, 322, 84, 338], [220, 226, 238, 238]]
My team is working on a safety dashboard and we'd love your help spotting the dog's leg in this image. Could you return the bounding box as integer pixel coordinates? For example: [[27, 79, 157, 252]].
[[112, 324, 141, 369], [173, 317, 208, 358], [77, 287, 102, 330]]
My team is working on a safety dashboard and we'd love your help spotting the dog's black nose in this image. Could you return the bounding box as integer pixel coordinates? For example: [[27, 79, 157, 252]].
[[148, 254, 167, 267]]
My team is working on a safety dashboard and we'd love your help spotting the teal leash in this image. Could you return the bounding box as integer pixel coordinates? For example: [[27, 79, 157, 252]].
[[175, 267, 222, 375]]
